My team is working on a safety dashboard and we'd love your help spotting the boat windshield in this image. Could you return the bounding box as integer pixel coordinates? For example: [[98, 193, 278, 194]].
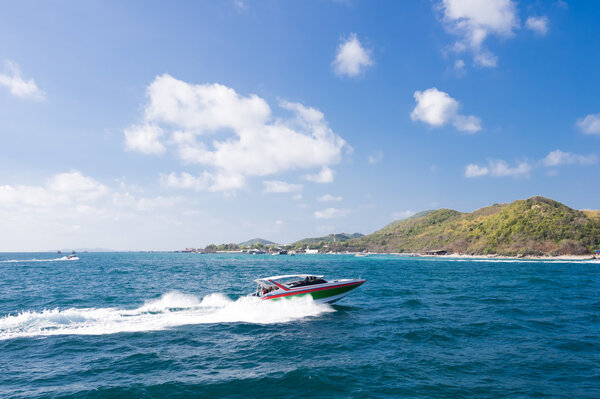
[[253, 275, 327, 295], [286, 276, 327, 288]]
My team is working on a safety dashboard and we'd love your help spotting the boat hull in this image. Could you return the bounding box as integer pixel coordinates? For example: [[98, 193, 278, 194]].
[[261, 279, 365, 304]]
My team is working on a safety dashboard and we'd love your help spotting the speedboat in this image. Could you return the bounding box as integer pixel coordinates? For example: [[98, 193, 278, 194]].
[[251, 274, 365, 304]]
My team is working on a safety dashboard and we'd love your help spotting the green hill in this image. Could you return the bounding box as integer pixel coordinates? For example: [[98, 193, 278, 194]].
[[330, 197, 600, 256], [293, 233, 364, 248], [239, 238, 277, 246]]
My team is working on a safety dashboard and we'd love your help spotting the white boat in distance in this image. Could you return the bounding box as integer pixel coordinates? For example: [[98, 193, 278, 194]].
[[251, 274, 365, 304]]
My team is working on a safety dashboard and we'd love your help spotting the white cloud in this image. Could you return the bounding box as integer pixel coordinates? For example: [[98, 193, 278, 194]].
[[577, 113, 600, 135], [541, 150, 596, 167], [161, 172, 211, 191], [556, 0, 568, 9], [0, 171, 188, 250], [161, 171, 245, 192], [124, 124, 166, 154], [304, 166, 335, 183], [314, 207, 349, 219], [0, 61, 45, 100], [48, 171, 108, 198], [465, 160, 531, 178], [473, 51, 498, 68], [125, 75, 347, 191], [263, 180, 303, 193], [318, 194, 342, 202], [454, 59, 466, 74], [411, 88, 481, 133], [234, 0, 247, 11], [439, 0, 519, 67], [526, 16, 549, 35], [392, 210, 415, 219], [412, 88, 458, 127], [332, 33, 373, 77], [453, 114, 482, 132], [0, 171, 180, 214], [368, 151, 383, 164], [467, 150, 597, 178], [489, 160, 532, 176], [0, 171, 112, 209], [465, 163, 489, 177]]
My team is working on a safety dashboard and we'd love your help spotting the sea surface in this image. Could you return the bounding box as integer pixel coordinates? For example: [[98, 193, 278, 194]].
[[0, 253, 598, 398]]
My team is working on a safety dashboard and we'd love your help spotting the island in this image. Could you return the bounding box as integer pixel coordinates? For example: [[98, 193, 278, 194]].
[[178, 197, 600, 258]]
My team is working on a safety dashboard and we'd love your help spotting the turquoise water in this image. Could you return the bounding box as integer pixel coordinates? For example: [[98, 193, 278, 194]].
[[0, 253, 598, 398]]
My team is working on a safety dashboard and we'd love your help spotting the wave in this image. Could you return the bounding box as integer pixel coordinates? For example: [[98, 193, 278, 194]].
[[0, 291, 334, 340], [0, 256, 79, 263]]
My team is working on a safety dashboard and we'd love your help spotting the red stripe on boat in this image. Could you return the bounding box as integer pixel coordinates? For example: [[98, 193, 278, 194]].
[[263, 280, 365, 300]]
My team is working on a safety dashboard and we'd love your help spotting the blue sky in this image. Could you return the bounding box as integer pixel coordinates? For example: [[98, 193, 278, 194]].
[[0, 0, 599, 250]]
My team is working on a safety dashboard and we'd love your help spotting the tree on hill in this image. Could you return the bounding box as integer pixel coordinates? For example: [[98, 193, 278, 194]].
[[204, 244, 217, 253], [217, 243, 240, 251]]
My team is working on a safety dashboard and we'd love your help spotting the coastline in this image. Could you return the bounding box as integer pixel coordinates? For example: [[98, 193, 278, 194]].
[[381, 252, 599, 261], [419, 253, 597, 261]]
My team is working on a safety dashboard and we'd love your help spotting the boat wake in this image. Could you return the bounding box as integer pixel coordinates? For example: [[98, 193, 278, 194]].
[[0, 291, 334, 340], [0, 256, 79, 263]]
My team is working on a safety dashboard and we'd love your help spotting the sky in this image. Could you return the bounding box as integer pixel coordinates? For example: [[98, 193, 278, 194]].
[[0, 0, 599, 251]]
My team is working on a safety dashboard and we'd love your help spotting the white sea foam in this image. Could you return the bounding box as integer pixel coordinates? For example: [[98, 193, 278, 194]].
[[0, 291, 334, 340], [0, 256, 78, 263]]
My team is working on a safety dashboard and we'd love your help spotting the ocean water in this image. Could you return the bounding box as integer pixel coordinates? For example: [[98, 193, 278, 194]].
[[0, 253, 598, 398]]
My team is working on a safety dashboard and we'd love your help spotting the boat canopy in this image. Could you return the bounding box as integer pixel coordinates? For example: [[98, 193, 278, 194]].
[[253, 274, 323, 284]]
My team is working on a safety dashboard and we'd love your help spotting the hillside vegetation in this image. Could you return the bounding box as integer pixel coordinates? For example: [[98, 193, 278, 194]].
[[331, 197, 600, 256], [238, 238, 277, 246], [292, 233, 363, 248]]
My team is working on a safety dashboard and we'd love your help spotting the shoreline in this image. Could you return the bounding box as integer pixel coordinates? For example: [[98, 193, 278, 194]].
[[358, 252, 599, 261], [416, 253, 597, 261]]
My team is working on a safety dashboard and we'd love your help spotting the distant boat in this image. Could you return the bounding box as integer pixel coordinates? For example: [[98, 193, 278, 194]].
[[57, 250, 61, 254], [247, 249, 266, 255]]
